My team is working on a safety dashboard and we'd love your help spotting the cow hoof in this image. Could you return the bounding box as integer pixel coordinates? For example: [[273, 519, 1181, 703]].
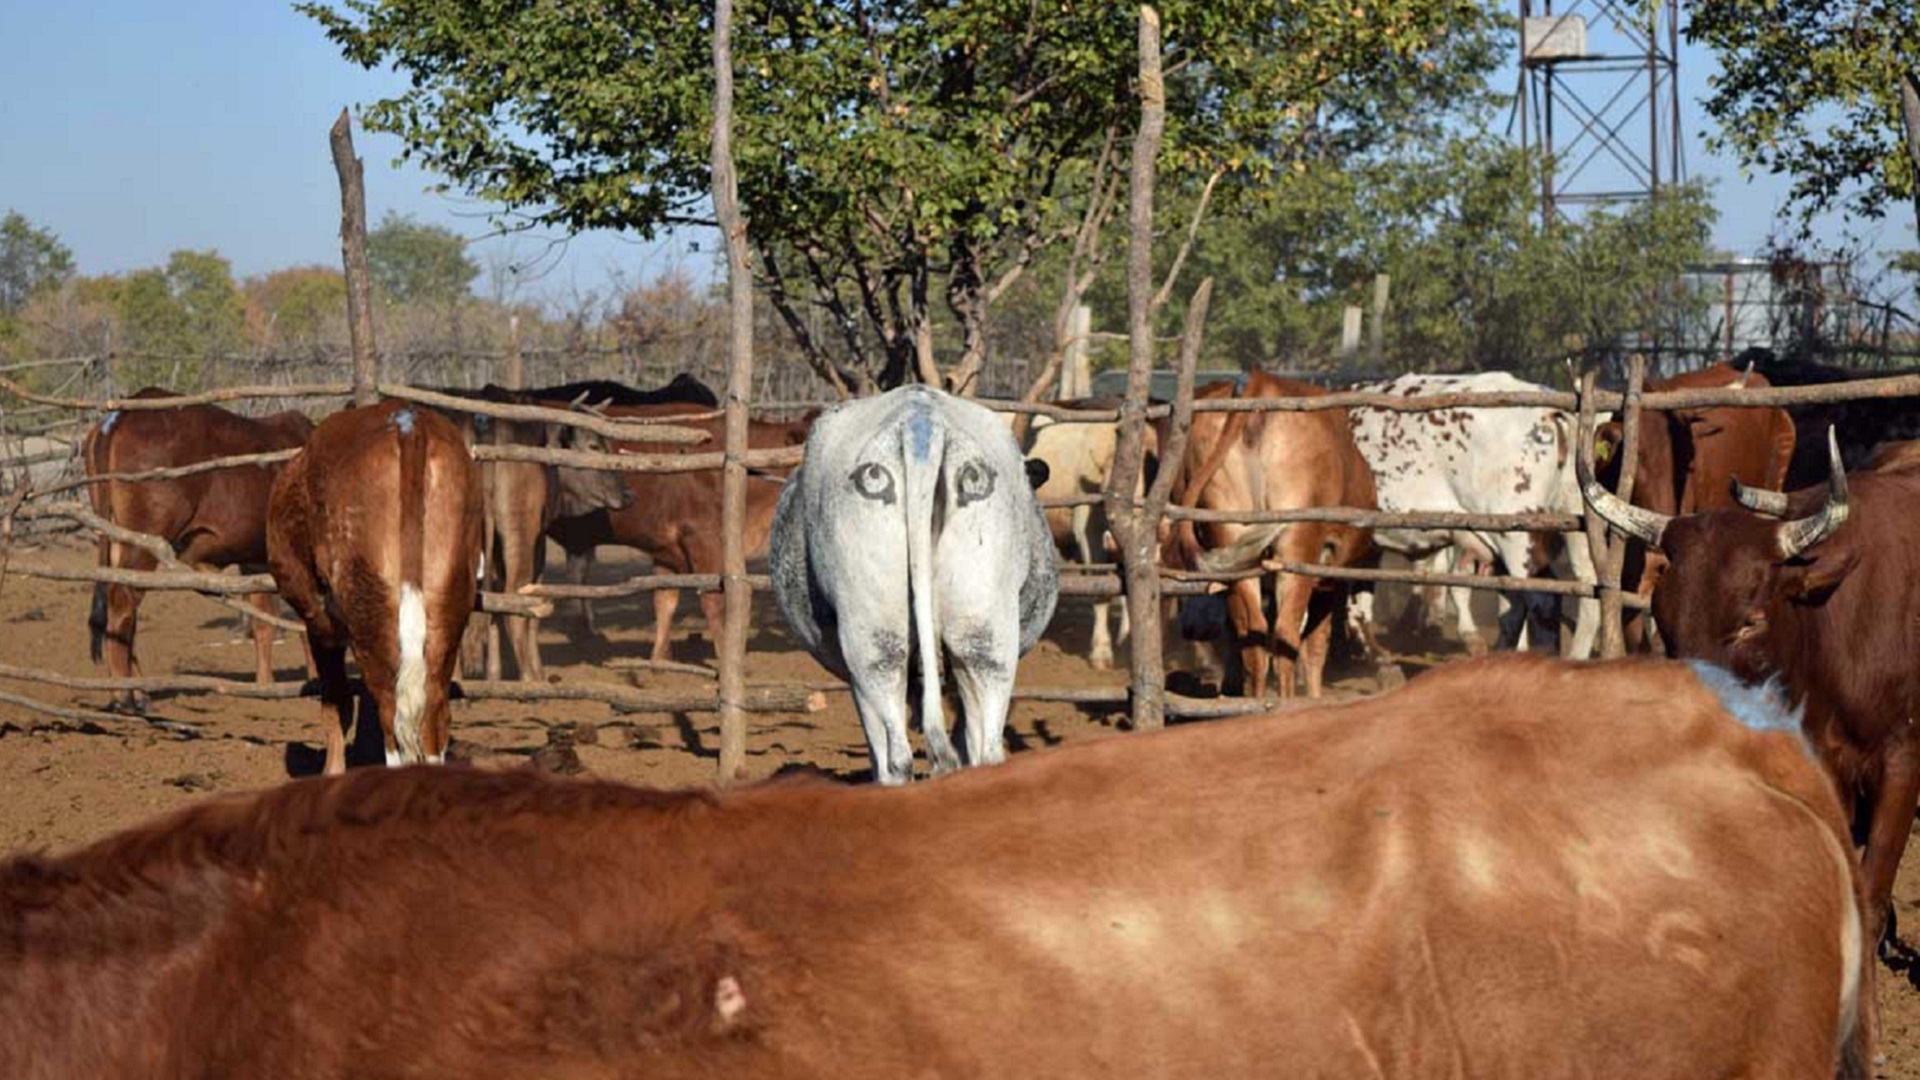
[[1089, 652, 1114, 671], [105, 694, 150, 717], [1464, 637, 1489, 659], [1375, 663, 1407, 690]]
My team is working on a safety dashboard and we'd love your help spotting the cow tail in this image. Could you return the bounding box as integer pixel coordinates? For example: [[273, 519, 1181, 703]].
[[83, 417, 115, 663], [393, 409, 430, 763], [1194, 522, 1288, 574], [901, 418, 946, 752], [1170, 385, 1252, 569]]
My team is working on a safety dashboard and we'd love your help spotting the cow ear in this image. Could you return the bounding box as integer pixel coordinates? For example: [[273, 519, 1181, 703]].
[[1682, 412, 1726, 438], [1024, 458, 1050, 490], [1779, 547, 1859, 603], [1593, 424, 1621, 467]]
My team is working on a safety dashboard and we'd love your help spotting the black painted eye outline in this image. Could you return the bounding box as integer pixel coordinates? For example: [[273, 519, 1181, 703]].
[[955, 461, 996, 508], [850, 462, 895, 504]]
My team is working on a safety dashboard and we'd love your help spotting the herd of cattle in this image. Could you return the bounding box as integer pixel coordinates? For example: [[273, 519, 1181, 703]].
[[5, 347, 1919, 1073]]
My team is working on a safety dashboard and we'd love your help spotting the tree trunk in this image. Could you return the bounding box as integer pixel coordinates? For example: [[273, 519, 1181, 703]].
[[329, 109, 379, 408], [1104, 6, 1170, 733], [1902, 73, 1920, 239], [711, 0, 755, 784]]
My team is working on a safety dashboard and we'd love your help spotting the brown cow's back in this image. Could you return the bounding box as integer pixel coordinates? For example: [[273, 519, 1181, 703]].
[[0, 655, 1863, 1079], [82, 388, 313, 707], [267, 401, 482, 772]]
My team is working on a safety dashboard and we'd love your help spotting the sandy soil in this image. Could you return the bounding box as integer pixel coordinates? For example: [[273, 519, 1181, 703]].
[[1, 534, 1915, 1073]]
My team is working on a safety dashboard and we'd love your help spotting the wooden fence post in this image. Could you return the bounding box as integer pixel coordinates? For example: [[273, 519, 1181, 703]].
[[1369, 273, 1390, 366], [711, 0, 755, 783], [1104, 5, 1170, 732], [1598, 354, 1646, 657], [330, 109, 379, 407], [1065, 304, 1092, 398], [505, 313, 524, 390], [1577, 372, 1611, 655]]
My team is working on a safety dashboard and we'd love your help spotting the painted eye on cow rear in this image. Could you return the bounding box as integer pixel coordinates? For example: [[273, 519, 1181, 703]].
[[850, 462, 896, 504], [955, 461, 997, 507]]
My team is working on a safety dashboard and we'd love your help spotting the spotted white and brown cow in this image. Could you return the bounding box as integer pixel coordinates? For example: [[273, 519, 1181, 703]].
[[1347, 372, 1599, 658]]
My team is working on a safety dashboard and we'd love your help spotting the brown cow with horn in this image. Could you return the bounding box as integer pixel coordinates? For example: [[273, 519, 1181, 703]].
[[266, 400, 482, 775], [0, 655, 1870, 1078], [81, 388, 313, 713], [1582, 416, 1920, 965], [1593, 361, 1795, 650]]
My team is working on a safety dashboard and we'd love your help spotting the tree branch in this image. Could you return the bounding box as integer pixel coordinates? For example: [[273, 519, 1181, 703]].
[[1150, 164, 1227, 312]]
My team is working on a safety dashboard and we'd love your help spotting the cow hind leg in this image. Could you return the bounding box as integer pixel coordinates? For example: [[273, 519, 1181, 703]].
[[1270, 571, 1316, 701], [311, 643, 354, 776], [652, 588, 681, 662], [1300, 588, 1340, 698], [1226, 577, 1270, 700], [247, 592, 279, 684], [944, 624, 1018, 768], [699, 589, 725, 661], [564, 548, 598, 638], [102, 583, 149, 714], [1088, 596, 1115, 670], [841, 631, 914, 784], [1863, 750, 1920, 959]]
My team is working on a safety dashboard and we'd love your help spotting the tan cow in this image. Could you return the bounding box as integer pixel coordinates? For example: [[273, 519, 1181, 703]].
[[1163, 372, 1376, 699], [0, 655, 1869, 1078], [451, 386, 633, 682], [1022, 396, 1158, 670], [266, 400, 482, 775], [81, 388, 313, 713]]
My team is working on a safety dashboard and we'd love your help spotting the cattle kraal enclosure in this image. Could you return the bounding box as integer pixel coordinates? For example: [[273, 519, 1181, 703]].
[[7, 3, 1920, 1076], [12, 336, 1920, 1073]]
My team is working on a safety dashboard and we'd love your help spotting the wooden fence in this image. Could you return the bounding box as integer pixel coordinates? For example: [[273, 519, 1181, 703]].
[[8, 352, 1907, 755]]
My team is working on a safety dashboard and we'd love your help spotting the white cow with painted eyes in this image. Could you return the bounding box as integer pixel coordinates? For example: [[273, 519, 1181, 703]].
[[770, 385, 1059, 785]]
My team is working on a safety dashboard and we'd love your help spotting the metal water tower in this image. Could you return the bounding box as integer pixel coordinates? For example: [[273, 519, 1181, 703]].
[[1516, 0, 1684, 227]]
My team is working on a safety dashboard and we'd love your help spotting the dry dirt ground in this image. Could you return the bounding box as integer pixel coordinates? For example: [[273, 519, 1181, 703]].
[[3, 534, 1918, 1073]]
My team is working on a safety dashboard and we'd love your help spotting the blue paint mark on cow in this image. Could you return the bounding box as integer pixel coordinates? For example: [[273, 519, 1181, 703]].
[[391, 408, 417, 435], [908, 405, 934, 463], [1232, 371, 1251, 397], [100, 411, 120, 435], [1688, 660, 1807, 748]]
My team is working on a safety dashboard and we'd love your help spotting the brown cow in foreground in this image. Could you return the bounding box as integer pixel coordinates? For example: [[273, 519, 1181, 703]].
[[548, 404, 811, 663], [81, 388, 313, 713], [1595, 362, 1795, 650], [1163, 372, 1376, 699], [1583, 424, 1917, 968], [266, 400, 482, 775], [0, 655, 1869, 1078]]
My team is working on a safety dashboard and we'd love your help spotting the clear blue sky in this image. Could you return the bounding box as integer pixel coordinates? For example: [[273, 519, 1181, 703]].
[[1, 2, 1912, 308], [0, 0, 696, 307]]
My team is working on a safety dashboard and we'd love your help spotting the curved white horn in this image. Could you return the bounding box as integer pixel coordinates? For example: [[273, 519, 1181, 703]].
[[1576, 396, 1673, 548], [1730, 478, 1790, 517], [1776, 428, 1849, 558]]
